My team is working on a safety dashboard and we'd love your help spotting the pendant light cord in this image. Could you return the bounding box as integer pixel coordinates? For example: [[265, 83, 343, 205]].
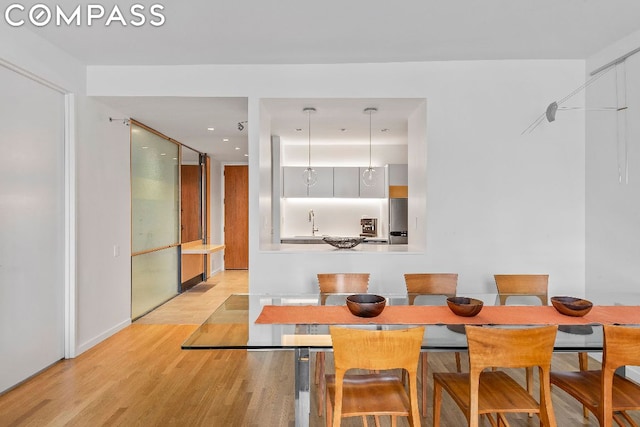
[[368, 109, 372, 169], [308, 109, 312, 168]]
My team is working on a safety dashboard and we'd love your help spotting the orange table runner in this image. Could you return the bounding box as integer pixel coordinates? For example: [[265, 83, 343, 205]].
[[255, 305, 640, 326]]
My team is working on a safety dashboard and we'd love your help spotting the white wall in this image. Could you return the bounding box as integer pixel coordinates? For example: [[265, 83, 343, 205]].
[[0, 25, 85, 94], [89, 60, 587, 297], [281, 198, 387, 237], [0, 64, 65, 392], [585, 30, 640, 296], [0, 30, 134, 367], [282, 144, 407, 166], [75, 95, 132, 354]]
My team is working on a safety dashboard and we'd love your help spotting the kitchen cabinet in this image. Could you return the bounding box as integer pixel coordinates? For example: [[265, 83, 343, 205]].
[[388, 163, 408, 198], [359, 167, 386, 198], [283, 167, 333, 197], [333, 167, 360, 197], [308, 167, 334, 197], [283, 166, 384, 198], [388, 164, 408, 185]]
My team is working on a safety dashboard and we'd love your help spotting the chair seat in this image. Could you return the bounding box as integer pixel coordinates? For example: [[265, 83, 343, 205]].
[[433, 370, 541, 414], [326, 373, 411, 417], [551, 370, 640, 411]]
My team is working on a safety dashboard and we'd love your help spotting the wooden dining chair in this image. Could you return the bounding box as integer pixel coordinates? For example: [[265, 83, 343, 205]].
[[494, 273, 589, 417], [550, 324, 640, 427], [325, 326, 424, 427], [494, 274, 549, 306], [404, 273, 461, 417], [316, 273, 370, 416], [433, 325, 558, 427]]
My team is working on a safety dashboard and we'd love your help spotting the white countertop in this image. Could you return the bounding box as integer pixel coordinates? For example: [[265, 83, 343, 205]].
[[262, 242, 420, 254], [280, 235, 389, 244]]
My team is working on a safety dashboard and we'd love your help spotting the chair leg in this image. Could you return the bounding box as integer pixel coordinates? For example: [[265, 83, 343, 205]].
[[526, 366, 534, 417], [317, 352, 325, 416], [325, 388, 332, 427], [455, 351, 462, 372], [421, 352, 428, 417], [578, 352, 589, 419], [433, 380, 442, 427], [612, 412, 627, 427]]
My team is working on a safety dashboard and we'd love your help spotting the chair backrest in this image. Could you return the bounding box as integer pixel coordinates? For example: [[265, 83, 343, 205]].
[[317, 273, 370, 305], [494, 274, 548, 306], [330, 326, 425, 373], [600, 325, 640, 423], [404, 273, 458, 305], [465, 325, 557, 372], [465, 325, 558, 427], [602, 324, 640, 370], [329, 326, 424, 427]]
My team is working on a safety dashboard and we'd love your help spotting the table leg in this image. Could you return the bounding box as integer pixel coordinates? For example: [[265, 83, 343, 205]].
[[295, 347, 310, 427]]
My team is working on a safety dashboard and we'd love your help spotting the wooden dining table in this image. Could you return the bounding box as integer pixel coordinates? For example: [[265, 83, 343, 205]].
[[181, 292, 640, 427]]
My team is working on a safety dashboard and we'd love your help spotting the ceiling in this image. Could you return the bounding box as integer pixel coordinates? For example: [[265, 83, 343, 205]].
[[26, 1, 640, 161], [28, 1, 640, 66], [265, 98, 424, 146], [96, 96, 249, 162]]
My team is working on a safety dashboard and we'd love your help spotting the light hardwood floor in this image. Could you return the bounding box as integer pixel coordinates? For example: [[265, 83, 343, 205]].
[[0, 270, 637, 426]]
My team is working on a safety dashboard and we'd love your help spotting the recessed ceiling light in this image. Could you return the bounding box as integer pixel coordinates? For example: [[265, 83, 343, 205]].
[[235, 147, 240, 150], [160, 153, 166, 156], [207, 127, 215, 131], [381, 128, 390, 132], [223, 138, 229, 142], [340, 128, 347, 132], [244, 154, 248, 157], [141, 146, 149, 149], [295, 128, 303, 132]]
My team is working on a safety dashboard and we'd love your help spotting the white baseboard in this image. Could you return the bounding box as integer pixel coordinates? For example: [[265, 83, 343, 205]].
[[209, 266, 223, 277], [73, 318, 131, 357]]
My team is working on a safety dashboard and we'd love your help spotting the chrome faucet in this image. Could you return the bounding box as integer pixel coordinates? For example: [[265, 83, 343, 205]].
[[308, 209, 318, 236]]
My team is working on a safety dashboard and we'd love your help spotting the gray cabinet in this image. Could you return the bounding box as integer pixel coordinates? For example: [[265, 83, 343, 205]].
[[282, 167, 333, 197], [388, 164, 408, 186], [333, 167, 360, 197], [282, 167, 310, 197], [308, 167, 333, 197], [283, 166, 385, 198], [359, 167, 386, 198]]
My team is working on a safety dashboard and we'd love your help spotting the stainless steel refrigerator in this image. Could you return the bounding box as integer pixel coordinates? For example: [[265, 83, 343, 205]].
[[389, 198, 408, 244]]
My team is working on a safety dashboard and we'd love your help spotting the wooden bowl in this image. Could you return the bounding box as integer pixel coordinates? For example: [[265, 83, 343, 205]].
[[551, 296, 593, 317], [346, 294, 386, 317], [446, 296, 484, 317]]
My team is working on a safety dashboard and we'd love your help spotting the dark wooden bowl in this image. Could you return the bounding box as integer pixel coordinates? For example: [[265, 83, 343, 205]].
[[346, 294, 386, 317], [551, 296, 593, 317], [446, 296, 484, 317]]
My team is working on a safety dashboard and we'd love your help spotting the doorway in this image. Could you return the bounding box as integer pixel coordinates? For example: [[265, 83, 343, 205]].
[[224, 165, 249, 269]]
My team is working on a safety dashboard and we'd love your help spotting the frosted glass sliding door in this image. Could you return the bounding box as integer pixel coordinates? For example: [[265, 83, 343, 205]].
[[0, 66, 65, 392], [131, 123, 179, 318]]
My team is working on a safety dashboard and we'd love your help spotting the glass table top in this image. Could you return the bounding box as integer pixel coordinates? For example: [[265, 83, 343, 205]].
[[179, 292, 640, 351]]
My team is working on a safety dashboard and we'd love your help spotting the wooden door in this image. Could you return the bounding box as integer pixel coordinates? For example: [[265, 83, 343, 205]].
[[181, 165, 202, 243], [224, 165, 249, 269], [181, 164, 204, 287]]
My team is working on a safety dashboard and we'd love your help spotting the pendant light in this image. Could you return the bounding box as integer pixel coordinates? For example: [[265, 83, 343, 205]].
[[362, 107, 378, 187], [302, 107, 318, 187]]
